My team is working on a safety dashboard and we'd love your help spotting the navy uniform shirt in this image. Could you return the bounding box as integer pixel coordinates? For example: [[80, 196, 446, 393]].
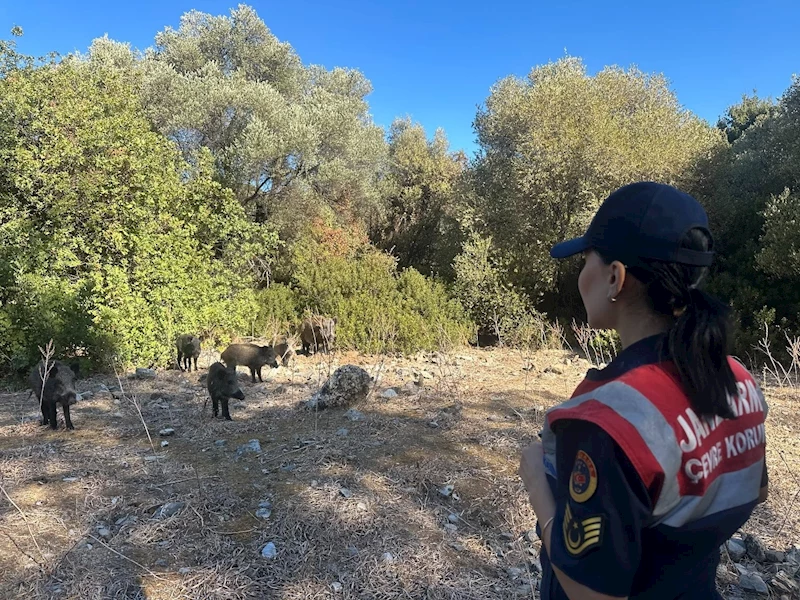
[[537, 335, 769, 599]]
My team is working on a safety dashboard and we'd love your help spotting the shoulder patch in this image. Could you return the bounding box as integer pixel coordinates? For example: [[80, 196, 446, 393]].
[[569, 449, 598, 503], [563, 504, 604, 557]]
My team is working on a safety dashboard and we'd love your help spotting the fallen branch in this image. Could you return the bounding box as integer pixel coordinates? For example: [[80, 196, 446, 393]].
[[0, 484, 46, 565], [87, 534, 166, 581]]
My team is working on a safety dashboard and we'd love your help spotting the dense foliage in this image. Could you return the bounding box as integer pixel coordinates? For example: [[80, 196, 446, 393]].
[[2, 5, 799, 374]]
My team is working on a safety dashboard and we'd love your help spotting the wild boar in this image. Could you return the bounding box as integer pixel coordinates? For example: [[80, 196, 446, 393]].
[[220, 343, 278, 383], [28, 360, 78, 430], [300, 316, 337, 355], [207, 361, 245, 420], [176, 334, 201, 372]]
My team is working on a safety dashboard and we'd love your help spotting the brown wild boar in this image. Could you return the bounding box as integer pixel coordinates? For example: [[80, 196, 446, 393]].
[[300, 316, 337, 355], [220, 343, 278, 383]]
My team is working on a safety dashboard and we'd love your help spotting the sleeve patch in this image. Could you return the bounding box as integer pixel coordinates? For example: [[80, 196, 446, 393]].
[[563, 504, 604, 557], [569, 449, 598, 503]]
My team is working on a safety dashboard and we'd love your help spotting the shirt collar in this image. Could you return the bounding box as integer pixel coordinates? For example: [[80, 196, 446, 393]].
[[585, 333, 668, 381]]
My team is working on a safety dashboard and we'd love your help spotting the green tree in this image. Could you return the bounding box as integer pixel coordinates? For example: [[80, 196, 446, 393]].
[[716, 91, 776, 144], [375, 118, 466, 278], [86, 5, 389, 241], [0, 56, 277, 371], [468, 56, 725, 310]]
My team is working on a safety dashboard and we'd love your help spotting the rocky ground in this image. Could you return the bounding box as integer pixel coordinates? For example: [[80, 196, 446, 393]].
[[0, 345, 798, 599]]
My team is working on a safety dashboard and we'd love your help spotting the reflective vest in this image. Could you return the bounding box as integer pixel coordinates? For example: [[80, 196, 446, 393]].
[[540, 357, 768, 527]]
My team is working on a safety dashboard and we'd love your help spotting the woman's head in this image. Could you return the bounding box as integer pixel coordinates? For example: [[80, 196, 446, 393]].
[[552, 182, 737, 419]]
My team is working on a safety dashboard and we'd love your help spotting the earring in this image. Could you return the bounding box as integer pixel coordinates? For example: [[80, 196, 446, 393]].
[[608, 296, 617, 303]]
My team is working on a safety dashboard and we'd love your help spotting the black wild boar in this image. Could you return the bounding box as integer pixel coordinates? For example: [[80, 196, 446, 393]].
[[176, 334, 201, 371], [300, 316, 337, 355], [207, 361, 245, 420], [220, 343, 278, 383], [28, 360, 78, 430]]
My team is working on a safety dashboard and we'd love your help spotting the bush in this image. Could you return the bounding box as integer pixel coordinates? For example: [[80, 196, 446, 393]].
[[288, 229, 472, 355], [0, 60, 277, 374]]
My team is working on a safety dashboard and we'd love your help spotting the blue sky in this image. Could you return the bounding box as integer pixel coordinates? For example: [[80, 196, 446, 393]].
[[3, 0, 799, 157]]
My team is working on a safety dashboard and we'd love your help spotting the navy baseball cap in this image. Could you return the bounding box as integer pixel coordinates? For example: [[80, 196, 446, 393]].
[[550, 181, 714, 267]]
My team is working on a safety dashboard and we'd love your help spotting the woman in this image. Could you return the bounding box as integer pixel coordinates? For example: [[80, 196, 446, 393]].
[[519, 181, 769, 600]]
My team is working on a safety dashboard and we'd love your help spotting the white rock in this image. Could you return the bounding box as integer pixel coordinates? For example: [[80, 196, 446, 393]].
[[331, 582, 343, 593], [381, 388, 398, 399], [160, 440, 169, 448], [261, 542, 277, 559], [159, 428, 175, 437], [438, 484, 454, 497]]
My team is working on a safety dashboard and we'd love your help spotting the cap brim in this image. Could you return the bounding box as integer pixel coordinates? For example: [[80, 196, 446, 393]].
[[550, 237, 590, 259]]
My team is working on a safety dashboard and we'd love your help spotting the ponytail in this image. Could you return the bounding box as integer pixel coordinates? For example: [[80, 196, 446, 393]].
[[602, 227, 738, 420], [663, 287, 737, 420]]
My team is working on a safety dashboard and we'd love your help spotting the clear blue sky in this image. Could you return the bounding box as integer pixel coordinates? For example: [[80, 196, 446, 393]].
[[3, 0, 799, 157]]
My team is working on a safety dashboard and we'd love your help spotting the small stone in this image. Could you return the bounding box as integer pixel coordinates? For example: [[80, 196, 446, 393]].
[[159, 428, 175, 437], [62, 476, 79, 482], [261, 542, 277, 559], [115, 515, 137, 527], [97, 527, 111, 539], [727, 538, 747, 562], [345, 408, 365, 421], [160, 440, 169, 448], [428, 421, 439, 428], [444, 523, 458, 533], [739, 572, 768, 594], [356, 501, 367, 511], [507, 567, 523, 579], [259, 499, 273, 509], [255, 508, 272, 519], [525, 529, 538, 543], [331, 582, 343, 593], [381, 388, 398, 399], [135, 367, 157, 379], [236, 439, 262, 455], [336, 428, 349, 437], [155, 559, 168, 568], [765, 549, 786, 563], [214, 440, 227, 447], [154, 502, 185, 519], [178, 567, 191, 575], [111, 412, 123, 418], [447, 513, 459, 524], [438, 484, 454, 497], [745, 534, 766, 562], [381, 552, 394, 563], [339, 488, 352, 499]]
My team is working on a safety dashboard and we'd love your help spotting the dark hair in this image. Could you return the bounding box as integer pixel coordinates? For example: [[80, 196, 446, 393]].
[[598, 228, 737, 420]]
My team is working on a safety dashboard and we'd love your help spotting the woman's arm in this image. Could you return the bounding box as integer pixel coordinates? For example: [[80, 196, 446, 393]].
[[521, 453, 628, 600], [519, 421, 652, 600]]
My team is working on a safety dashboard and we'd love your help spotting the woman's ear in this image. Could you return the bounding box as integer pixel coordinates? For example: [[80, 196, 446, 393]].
[[607, 261, 627, 301]]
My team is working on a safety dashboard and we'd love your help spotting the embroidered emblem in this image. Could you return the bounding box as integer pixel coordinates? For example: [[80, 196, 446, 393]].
[[563, 504, 604, 557], [569, 450, 597, 503]]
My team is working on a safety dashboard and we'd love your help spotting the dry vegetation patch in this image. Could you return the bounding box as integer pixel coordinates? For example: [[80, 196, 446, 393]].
[[1, 346, 798, 599]]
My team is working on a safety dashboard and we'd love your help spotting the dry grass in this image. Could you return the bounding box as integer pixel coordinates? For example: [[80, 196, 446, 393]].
[[0, 344, 797, 600]]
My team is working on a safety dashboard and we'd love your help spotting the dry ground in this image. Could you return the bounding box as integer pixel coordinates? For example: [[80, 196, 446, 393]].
[[0, 345, 798, 600]]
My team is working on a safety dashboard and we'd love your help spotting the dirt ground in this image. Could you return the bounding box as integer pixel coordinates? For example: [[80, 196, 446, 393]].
[[1, 345, 798, 599]]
